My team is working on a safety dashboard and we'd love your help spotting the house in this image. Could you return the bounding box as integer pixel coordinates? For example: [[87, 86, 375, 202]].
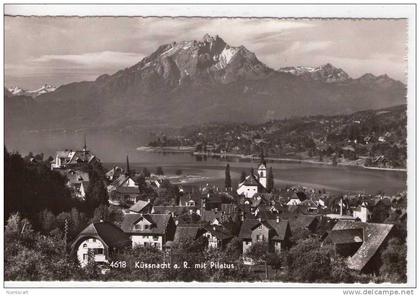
[[127, 199, 152, 214], [326, 221, 395, 273], [237, 156, 267, 198], [352, 201, 371, 222], [173, 225, 206, 244], [105, 166, 124, 182], [288, 215, 320, 233], [121, 213, 176, 250], [239, 217, 291, 255], [70, 221, 131, 268], [51, 140, 97, 170], [66, 170, 90, 200], [107, 174, 138, 206], [153, 205, 187, 215], [202, 224, 233, 249]]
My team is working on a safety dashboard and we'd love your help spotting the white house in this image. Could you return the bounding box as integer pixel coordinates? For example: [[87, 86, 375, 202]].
[[352, 202, 371, 222], [237, 157, 267, 198], [51, 141, 97, 170], [71, 221, 131, 268], [121, 213, 176, 250]]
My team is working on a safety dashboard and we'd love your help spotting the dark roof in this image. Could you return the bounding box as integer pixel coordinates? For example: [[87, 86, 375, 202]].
[[121, 214, 172, 235], [239, 218, 290, 241], [174, 226, 205, 242], [289, 215, 320, 232], [241, 174, 260, 187], [71, 221, 130, 251], [111, 174, 132, 188], [203, 225, 233, 241], [68, 150, 96, 164], [201, 209, 223, 222], [328, 229, 364, 244], [129, 200, 150, 213], [116, 186, 139, 194], [153, 206, 188, 216], [332, 221, 394, 271]]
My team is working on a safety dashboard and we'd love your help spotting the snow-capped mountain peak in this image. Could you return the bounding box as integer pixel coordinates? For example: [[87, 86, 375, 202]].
[[7, 84, 57, 97], [278, 63, 350, 83]]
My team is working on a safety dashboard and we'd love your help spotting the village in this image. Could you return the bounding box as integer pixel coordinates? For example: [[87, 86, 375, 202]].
[[30, 139, 408, 282], [147, 105, 406, 170]]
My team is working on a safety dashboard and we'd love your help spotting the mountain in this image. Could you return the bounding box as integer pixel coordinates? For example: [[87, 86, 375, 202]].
[[278, 63, 350, 83], [7, 84, 57, 98], [5, 34, 406, 133]]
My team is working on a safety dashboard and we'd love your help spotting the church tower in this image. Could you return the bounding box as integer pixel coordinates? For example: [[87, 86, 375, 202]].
[[257, 152, 267, 188], [126, 155, 130, 176]]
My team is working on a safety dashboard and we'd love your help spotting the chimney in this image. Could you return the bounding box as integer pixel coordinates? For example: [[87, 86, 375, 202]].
[[340, 197, 343, 216], [258, 217, 262, 222], [276, 216, 280, 223], [240, 213, 244, 222]]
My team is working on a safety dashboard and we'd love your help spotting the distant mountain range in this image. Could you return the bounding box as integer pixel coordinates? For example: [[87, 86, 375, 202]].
[[7, 84, 57, 98], [5, 34, 406, 133]]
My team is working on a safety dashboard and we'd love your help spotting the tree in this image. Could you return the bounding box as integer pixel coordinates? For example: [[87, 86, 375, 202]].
[[85, 169, 108, 215], [245, 242, 270, 279], [4, 150, 76, 230], [38, 209, 57, 234], [380, 238, 407, 283], [142, 167, 151, 177], [239, 171, 246, 183], [286, 238, 332, 282], [92, 204, 110, 222], [4, 213, 83, 281], [156, 166, 164, 175], [266, 167, 274, 192], [225, 164, 232, 189], [224, 237, 243, 260], [136, 174, 147, 192]]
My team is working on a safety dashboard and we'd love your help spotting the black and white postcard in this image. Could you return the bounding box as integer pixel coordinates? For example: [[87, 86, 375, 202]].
[[1, 3, 417, 295]]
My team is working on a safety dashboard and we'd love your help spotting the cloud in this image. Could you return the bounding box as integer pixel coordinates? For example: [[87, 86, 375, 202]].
[[282, 41, 333, 55], [32, 51, 144, 69], [4, 17, 407, 87]]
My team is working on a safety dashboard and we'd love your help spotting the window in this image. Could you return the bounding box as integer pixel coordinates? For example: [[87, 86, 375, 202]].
[[153, 235, 159, 241], [83, 254, 88, 260], [256, 234, 264, 242], [258, 225, 262, 230], [82, 243, 87, 248], [92, 238, 96, 242], [134, 224, 142, 230], [93, 248, 104, 255], [144, 225, 149, 230]]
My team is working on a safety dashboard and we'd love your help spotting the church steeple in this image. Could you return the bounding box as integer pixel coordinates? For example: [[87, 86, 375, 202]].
[[257, 150, 267, 188], [83, 134, 87, 152], [126, 155, 130, 176], [260, 150, 266, 166]]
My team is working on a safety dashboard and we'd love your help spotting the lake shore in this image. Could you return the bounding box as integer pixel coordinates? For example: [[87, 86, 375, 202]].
[[136, 146, 406, 172]]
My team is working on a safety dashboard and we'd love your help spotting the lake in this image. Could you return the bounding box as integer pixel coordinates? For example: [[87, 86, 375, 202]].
[[106, 151, 406, 195], [5, 130, 406, 195]]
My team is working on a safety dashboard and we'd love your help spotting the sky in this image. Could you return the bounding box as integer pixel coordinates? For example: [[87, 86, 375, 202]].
[[5, 17, 407, 89]]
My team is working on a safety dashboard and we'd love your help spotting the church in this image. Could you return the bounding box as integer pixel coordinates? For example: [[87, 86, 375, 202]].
[[237, 155, 267, 198]]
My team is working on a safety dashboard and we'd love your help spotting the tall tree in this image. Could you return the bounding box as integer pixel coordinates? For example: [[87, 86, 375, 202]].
[[156, 166, 164, 175], [85, 170, 108, 214], [225, 164, 232, 189], [266, 167, 274, 192], [239, 171, 247, 183]]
